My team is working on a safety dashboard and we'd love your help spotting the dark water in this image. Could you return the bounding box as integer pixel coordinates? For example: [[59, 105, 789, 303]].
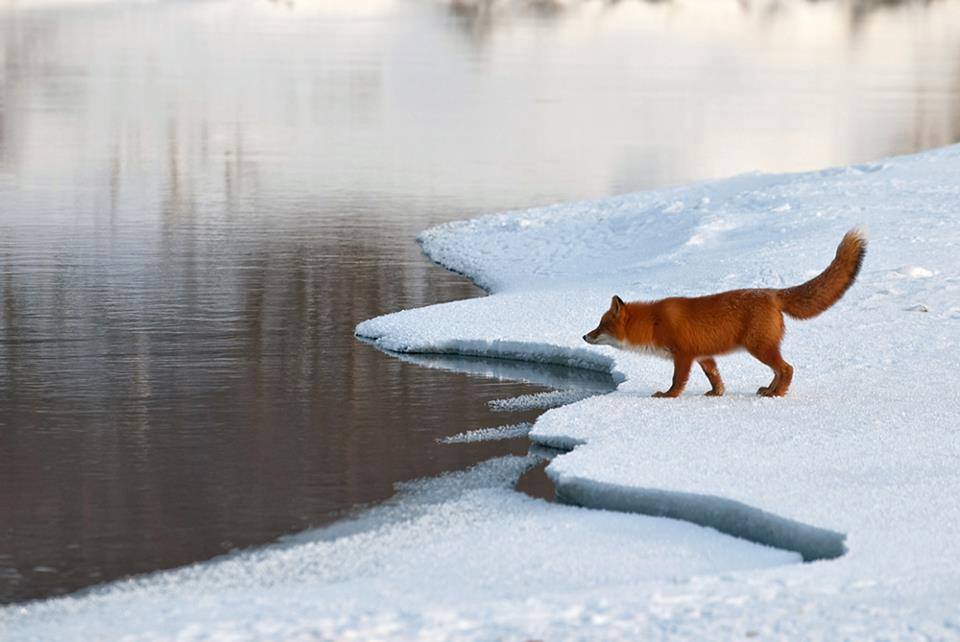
[[2, 0, 960, 604]]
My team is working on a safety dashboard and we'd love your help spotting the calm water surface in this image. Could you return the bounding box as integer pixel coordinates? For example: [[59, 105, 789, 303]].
[[2, 0, 960, 603]]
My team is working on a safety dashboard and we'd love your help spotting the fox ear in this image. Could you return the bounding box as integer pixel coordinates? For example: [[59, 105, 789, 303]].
[[611, 295, 625, 313]]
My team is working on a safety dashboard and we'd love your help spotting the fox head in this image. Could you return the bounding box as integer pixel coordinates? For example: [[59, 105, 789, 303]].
[[582, 295, 627, 347]]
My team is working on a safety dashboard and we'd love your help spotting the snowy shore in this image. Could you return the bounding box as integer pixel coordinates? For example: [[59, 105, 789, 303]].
[[5, 145, 960, 640], [357, 144, 960, 637]]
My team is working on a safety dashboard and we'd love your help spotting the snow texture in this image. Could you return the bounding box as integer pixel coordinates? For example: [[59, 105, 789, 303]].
[[7, 145, 960, 640], [356, 144, 960, 637]]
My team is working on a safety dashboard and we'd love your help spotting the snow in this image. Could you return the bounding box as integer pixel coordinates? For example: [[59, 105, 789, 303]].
[[1, 456, 796, 641], [7, 144, 960, 639], [896, 265, 935, 278], [355, 144, 960, 636]]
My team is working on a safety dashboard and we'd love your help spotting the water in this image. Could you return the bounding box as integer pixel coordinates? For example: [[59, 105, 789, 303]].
[[2, 0, 959, 604]]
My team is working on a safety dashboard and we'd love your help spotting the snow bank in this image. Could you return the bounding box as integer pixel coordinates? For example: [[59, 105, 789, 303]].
[[356, 144, 960, 636]]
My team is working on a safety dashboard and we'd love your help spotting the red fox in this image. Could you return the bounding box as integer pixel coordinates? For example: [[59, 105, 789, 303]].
[[582, 229, 866, 397]]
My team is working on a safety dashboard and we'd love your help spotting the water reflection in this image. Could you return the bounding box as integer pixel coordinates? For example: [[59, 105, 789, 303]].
[[1, 0, 959, 604], [444, 0, 956, 43]]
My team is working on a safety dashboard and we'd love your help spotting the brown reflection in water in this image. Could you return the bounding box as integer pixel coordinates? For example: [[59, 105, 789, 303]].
[[0, 210, 559, 602], [1, 0, 960, 605]]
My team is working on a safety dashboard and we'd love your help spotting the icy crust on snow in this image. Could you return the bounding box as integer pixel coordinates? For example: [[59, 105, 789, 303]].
[[356, 145, 960, 635], [1, 456, 798, 642]]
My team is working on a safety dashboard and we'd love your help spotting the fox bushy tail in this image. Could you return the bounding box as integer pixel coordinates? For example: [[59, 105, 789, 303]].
[[778, 229, 867, 320]]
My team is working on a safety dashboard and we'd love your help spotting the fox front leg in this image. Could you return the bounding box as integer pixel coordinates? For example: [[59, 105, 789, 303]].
[[653, 355, 693, 398], [698, 357, 725, 397]]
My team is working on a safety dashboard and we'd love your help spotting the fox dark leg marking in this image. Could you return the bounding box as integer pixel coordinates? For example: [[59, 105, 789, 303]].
[[698, 358, 725, 397], [654, 354, 693, 398]]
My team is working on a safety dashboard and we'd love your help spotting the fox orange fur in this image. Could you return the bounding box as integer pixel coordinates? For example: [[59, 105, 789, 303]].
[[582, 229, 866, 398]]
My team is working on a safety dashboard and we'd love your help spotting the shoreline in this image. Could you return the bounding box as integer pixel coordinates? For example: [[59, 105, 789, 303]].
[[355, 143, 960, 636], [6, 144, 960, 639]]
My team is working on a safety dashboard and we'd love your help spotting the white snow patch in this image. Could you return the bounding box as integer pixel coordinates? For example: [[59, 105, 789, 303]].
[[662, 200, 685, 214], [684, 217, 738, 247], [896, 265, 935, 278]]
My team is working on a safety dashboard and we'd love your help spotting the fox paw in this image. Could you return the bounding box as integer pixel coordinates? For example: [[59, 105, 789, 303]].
[[652, 390, 678, 398], [757, 387, 786, 397], [704, 389, 725, 397]]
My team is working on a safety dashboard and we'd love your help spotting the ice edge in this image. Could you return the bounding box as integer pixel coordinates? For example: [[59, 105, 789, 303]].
[[357, 326, 845, 563], [551, 473, 847, 562], [354, 332, 625, 381]]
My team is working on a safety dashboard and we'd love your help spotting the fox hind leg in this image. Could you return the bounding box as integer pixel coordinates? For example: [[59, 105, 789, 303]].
[[698, 358, 725, 396], [744, 310, 793, 397], [772, 358, 794, 396], [748, 345, 793, 397]]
